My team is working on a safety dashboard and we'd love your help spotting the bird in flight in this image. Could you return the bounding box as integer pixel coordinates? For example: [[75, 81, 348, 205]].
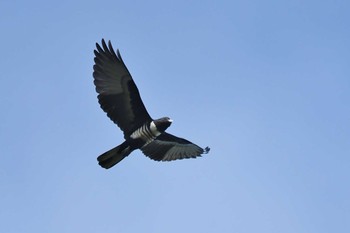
[[93, 39, 210, 169]]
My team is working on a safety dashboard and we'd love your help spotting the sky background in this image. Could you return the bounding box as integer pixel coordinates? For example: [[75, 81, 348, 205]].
[[1, 0, 349, 232]]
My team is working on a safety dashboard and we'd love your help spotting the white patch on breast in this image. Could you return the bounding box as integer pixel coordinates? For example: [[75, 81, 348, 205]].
[[130, 122, 160, 144], [150, 121, 161, 137]]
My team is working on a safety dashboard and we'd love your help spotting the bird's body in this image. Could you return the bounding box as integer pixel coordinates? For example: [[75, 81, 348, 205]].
[[93, 39, 209, 169]]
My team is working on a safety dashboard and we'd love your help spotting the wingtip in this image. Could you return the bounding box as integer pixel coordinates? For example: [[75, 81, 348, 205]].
[[108, 40, 113, 49], [204, 146, 210, 154], [95, 39, 109, 53], [116, 49, 123, 61]]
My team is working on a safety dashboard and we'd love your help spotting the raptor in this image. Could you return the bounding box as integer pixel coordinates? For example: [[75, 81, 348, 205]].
[[93, 39, 210, 169]]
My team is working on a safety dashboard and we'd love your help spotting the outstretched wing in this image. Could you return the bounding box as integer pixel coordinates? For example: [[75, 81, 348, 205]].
[[93, 39, 152, 138], [141, 132, 210, 161]]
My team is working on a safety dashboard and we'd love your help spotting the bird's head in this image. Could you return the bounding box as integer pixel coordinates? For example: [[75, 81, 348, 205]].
[[153, 117, 173, 132]]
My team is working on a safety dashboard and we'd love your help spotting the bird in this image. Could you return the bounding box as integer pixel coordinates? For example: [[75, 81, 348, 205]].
[[93, 39, 210, 169]]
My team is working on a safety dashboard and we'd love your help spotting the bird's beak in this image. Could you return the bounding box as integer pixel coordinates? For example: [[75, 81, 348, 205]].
[[168, 119, 173, 123]]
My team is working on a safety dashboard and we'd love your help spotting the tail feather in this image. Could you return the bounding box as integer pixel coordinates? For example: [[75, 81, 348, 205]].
[[97, 142, 132, 169]]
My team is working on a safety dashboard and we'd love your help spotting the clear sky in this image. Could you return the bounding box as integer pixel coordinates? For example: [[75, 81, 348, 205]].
[[1, 0, 349, 232]]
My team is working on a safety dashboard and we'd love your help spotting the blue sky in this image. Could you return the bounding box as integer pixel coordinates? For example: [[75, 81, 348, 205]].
[[1, 0, 349, 232]]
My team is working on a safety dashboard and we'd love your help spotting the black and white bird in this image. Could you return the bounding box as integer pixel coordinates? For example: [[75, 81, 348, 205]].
[[93, 39, 210, 169]]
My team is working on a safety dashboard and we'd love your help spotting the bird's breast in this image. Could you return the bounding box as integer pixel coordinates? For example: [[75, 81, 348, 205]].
[[130, 122, 160, 144]]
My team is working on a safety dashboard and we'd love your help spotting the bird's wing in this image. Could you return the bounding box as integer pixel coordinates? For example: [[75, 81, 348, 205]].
[[93, 39, 152, 137], [141, 132, 210, 161]]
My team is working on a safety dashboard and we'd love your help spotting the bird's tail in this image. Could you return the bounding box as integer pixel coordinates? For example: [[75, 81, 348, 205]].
[[97, 141, 132, 169]]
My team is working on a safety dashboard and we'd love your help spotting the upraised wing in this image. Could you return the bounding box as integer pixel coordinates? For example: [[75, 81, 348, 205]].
[[141, 132, 210, 161], [93, 39, 152, 138]]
